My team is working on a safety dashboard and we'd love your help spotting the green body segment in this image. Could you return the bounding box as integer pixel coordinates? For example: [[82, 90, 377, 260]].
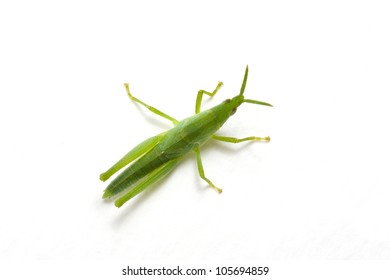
[[114, 157, 182, 208], [102, 100, 237, 199], [99, 133, 166, 182]]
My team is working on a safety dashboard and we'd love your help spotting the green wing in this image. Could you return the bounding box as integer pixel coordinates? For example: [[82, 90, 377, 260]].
[[100, 132, 166, 182]]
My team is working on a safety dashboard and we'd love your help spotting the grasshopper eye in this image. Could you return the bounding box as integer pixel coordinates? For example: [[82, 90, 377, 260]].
[[224, 99, 231, 103], [230, 107, 237, 115]]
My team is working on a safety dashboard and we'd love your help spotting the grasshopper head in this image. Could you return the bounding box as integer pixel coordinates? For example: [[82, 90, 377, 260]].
[[225, 95, 244, 116], [215, 66, 272, 123]]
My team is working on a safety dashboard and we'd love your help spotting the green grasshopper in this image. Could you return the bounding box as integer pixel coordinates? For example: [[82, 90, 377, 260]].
[[100, 66, 272, 207]]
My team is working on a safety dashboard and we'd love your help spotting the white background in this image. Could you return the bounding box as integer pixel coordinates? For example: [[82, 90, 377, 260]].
[[1, 0, 390, 273]]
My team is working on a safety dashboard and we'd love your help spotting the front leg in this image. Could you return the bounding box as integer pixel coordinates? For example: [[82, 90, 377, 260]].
[[212, 135, 270, 143], [195, 81, 223, 114]]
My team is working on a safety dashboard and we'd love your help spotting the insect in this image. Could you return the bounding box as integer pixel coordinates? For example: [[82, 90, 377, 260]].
[[100, 66, 272, 207]]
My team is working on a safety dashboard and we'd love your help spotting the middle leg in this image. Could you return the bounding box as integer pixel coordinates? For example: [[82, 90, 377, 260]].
[[124, 83, 179, 125], [193, 146, 222, 193]]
